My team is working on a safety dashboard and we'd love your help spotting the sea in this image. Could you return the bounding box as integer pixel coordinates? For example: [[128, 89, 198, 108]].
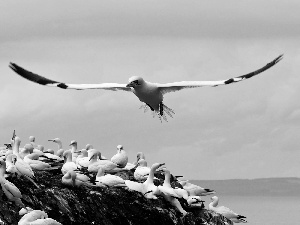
[[201, 195, 300, 225]]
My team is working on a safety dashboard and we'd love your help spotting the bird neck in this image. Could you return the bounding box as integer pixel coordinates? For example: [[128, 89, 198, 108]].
[[163, 171, 172, 187], [97, 168, 105, 177], [211, 198, 218, 207]]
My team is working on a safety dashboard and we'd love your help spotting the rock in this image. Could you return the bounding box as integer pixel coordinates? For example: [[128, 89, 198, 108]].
[[0, 164, 233, 225]]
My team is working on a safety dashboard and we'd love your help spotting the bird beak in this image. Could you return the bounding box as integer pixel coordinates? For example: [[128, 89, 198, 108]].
[[48, 139, 54, 142], [159, 163, 165, 168], [126, 82, 133, 88]]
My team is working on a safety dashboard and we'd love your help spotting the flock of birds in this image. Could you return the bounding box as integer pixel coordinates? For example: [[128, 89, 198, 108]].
[[1, 54, 284, 224], [0, 133, 247, 224]]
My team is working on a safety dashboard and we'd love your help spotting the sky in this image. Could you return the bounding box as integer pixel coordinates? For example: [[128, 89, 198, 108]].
[[1, 0, 299, 180]]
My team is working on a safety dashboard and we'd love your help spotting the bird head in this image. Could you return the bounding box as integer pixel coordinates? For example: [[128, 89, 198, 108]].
[[29, 136, 35, 142], [69, 140, 77, 147], [117, 145, 123, 152], [211, 196, 218, 201], [48, 138, 61, 143], [126, 76, 144, 88]]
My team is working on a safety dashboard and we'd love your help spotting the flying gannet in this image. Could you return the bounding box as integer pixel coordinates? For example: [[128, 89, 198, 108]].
[[9, 55, 283, 121]]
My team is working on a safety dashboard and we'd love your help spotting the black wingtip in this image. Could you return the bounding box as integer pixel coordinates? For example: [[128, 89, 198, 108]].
[[275, 54, 284, 64]]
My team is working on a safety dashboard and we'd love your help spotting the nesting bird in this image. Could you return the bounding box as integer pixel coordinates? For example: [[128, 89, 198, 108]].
[[0, 159, 23, 207], [18, 210, 62, 225], [111, 145, 128, 168], [209, 196, 247, 223]]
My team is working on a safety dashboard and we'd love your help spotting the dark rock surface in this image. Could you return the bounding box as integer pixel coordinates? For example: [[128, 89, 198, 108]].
[[0, 165, 233, 225]]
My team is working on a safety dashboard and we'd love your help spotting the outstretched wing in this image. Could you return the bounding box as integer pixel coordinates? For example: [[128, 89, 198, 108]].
[[157, 55, 283, 95], [9, 63, 132, 92]]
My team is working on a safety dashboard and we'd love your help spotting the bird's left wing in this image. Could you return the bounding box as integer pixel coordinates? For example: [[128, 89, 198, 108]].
[[157, 54, 283, 95], [9, 63, 132, 92]]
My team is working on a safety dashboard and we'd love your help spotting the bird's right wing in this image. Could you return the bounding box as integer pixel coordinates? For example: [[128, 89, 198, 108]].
[[9, 63, 132, 92], [157, 55, 283, 95]]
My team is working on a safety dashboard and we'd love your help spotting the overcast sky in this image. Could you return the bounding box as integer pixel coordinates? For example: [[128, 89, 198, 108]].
[[1, 0, 299, 180]]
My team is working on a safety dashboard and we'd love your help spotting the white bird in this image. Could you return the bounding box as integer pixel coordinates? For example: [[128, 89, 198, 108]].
[[23, 153, 51, 170], [209, 196, 247, 223], [61, 150, 78, 175], [0, 159, 24, 207], [157, 168, 187, 215], [142, 162, 165, 199], [19, 144, 34, 159], [75, 149, 88, 165], [186, 196, 205, 208], [88, 150, 119, 172], [29, 136, 38, 149], [95, 166, 126, 187], [9, 55, 283, 121], [179, 180, 215, 196], [48, 138, 64, 157], [158, 169, 180, 198], [133, 159, 151, 181], [69, 140, 80, 162], [111, 145, 128, 168], [61, 170, 88, 187], [18, 210, 62, 225]]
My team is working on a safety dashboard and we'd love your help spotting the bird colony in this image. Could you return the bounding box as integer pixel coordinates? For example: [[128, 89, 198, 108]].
[[0, 134, 247, 224], [2, 54, 284, 224]]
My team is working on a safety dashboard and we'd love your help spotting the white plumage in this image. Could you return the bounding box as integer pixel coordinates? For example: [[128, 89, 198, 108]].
[[9, 55, 283, 121]]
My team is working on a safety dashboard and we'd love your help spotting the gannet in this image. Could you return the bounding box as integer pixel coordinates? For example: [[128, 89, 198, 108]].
[[95, 166, 126, 187], [76, 149, 89, 166], [187, 196, 205, 208], [19, 144, 34, 159], [61, 150, 78, 175], [23, 153, 51, 170], [134, 159, 151, 181], [0, 159, 24, 207], [9, 55, 283, 121], [48, 138, 64, 157], [158, 169, 180, 198], [19, 207, 33, 216], [111, 145, 128, 168], [10, 137, 39, 187], [142, 162, 165, 199], [158, 168, 187, 215], [61, 170, 88, 187], [179, 180, 215, 196], [69, 140, 80, 162], [29, 136, 38, 149], [87, 149, 125, 172], [18, 210, 62, 225], [209, 196, 247, 223]]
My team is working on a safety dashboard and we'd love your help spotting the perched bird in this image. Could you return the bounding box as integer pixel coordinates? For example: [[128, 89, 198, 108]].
[[61, 170, 88, 187], [9, 55, 283, 121], [9, 137, 39, 188], [23, 153, 51, 170], [209, 196, 247, 223], [18, 210, 62, 225], [111, 145, 128, 168], [0, 159, 24, 207], [186, 196, 205, 208], [61, 150, 78, 175], [134, 159, 151, 181], [158, 169, 180, 198], [69, 140, 80, 162], [142, 162, 165, 199], [179, 180, 215, 196], [158, 168, 187, 215], [95, 166, 126, 187], [48, 138, 64, 157], [29, 136, 38, 149]]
